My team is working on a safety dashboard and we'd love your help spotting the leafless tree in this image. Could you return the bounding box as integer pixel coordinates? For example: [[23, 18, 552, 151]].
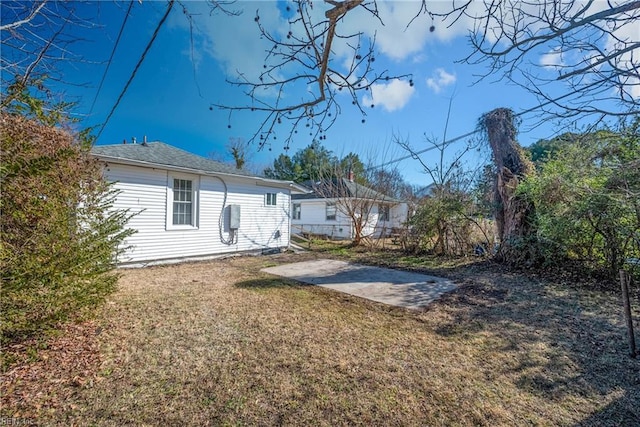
[[0, 1, 94, 109], [311, 166, 398, 246], [1, 1, 235, 116], [366, 167, 414, 201], [208, 0, 414, 150], [207, 0, 638, 148], [226, 136, 252, 170], [395, 130, 494, 256], [206, 137, 249, 168], [432, 0, 640, 120], [393, 97, 480, 199], [392, 96, 495, 255]]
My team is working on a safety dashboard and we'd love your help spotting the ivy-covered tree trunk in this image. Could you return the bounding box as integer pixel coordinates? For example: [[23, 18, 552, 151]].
[[483, 108, 537, 265]]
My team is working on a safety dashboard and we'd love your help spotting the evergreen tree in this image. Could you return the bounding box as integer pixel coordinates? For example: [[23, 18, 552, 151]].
[[1, 111, 134, 345]]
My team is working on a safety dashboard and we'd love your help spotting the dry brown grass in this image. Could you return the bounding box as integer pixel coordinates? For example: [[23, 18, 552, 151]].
[[2, 250, 639, 426]]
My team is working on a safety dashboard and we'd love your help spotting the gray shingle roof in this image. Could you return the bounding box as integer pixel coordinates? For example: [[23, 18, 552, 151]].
[[91, 141, 257, 177], [292, 178, 399, 202]]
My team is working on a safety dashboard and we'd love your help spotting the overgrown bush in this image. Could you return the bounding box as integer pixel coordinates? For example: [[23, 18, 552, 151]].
[[1, 112, 133, 345], [522, 120, 640, 278], [406, 185, 495, 256]]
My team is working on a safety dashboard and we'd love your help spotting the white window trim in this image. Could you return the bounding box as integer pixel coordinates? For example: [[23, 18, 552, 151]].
[[265, 192, 278, 207], [166, 173, 200, 230], [326, 202, 337, 221], [379, 204, 390, 222], [292, 203, 301, 220]]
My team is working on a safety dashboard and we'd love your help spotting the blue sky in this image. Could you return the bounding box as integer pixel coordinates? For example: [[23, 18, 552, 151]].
[[30, 1, 630, 185]]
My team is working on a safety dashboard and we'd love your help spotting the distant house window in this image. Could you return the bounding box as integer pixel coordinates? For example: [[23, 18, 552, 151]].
[[326, 202, 336, 221], [292, 203, 301, 220], [173, 178, 194, 225], [379, 204, 390, 222], [266, 193, 277, 206]]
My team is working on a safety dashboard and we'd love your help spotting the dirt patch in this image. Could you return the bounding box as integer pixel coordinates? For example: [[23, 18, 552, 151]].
[[2, 250, 639, 426]]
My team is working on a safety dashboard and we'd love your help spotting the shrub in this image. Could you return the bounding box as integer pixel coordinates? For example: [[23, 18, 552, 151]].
[[0, 112, 133, 345], [522, 122, 640, 278], [407, 186, 495, 256]]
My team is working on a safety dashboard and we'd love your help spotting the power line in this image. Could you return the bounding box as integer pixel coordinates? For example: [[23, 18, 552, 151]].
[[89, 0, 134, 114], [371, 129, 479, 171], [368, 79, 614, 171], [96, 0, 175, 142]]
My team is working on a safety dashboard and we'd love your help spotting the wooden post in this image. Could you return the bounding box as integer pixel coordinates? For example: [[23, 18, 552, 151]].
[[619, 270, 637, 358]]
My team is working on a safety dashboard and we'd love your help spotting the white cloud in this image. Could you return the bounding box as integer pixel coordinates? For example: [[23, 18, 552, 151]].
[[362, 79, 415, 112], [352, 3, 432, 61], [169, 2, 284, 85], [335, 1, 472, 62], [629, 82, 640, 100], [168, 2, 471, 88], [540, 47, 565, 69], [605, 16, 640, 100], [426, 68, 456, 93]]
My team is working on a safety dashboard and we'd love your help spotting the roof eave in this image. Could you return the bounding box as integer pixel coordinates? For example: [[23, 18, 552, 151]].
[[287, 183, 313, 194], [292, 194, 404, 203], [93, 154, 308, 192]]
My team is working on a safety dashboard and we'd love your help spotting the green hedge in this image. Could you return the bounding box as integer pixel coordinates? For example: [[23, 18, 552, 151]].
[[1, 113, 134, 345]]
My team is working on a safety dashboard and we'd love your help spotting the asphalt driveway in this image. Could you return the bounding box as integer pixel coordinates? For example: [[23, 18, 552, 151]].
[[262, 259, 456, 310]]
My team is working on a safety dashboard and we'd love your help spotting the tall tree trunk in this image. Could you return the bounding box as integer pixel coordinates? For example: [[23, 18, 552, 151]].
[[352, 220, 363, 246], [483, 108, 537, 265]]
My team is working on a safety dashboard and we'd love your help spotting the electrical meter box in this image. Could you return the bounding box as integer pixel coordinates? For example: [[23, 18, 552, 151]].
[[229, 204, 241, 230]]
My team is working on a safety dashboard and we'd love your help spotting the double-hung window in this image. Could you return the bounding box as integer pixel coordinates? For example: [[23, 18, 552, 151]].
[[173, 179, 193, 225], [326, 202, 336, 221], [292, 203, 301, 220], [266, 193, 277, 206], [379, 204, 390, 222], [168, 175, 198, 229]]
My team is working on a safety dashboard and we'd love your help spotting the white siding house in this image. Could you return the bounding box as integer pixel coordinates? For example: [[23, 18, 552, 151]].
[[92, 141, 307, 266], [291, 178, 409, 240]]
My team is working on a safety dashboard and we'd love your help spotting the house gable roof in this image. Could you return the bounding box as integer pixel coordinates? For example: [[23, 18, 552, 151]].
[[91, 141, 310, 194], [91, 141, 257, 177], [292, 178, 400, 203]]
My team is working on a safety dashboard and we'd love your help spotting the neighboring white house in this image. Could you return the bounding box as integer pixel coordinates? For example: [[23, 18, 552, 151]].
[[291, 178, 409, 240], [91, 141, 308, 266]]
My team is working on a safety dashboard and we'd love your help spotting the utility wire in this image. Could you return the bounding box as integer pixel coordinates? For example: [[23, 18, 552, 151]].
[[371, 129, 479, 171], [90, 0, 134, 114], [96, 0, 175, 142], [368, 79, 613, 171]]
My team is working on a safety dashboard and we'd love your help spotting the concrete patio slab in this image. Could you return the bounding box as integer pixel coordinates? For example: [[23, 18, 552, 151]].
[[261, 259, 456, 310]]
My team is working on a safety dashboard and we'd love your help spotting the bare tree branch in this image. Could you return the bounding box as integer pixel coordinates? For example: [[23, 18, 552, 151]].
[[433, 0, 640, 119], [202, 0, 415, 150], [0, 1, 47, 31], [312, 161, 399, 246], [0, 1, 97, 115]]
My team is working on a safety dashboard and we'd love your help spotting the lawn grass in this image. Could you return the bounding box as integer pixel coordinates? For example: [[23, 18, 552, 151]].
[[2, 249, 639, 426]]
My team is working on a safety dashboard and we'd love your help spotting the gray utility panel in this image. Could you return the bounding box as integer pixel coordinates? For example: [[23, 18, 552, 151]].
[[229, 204, 241, 229]]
